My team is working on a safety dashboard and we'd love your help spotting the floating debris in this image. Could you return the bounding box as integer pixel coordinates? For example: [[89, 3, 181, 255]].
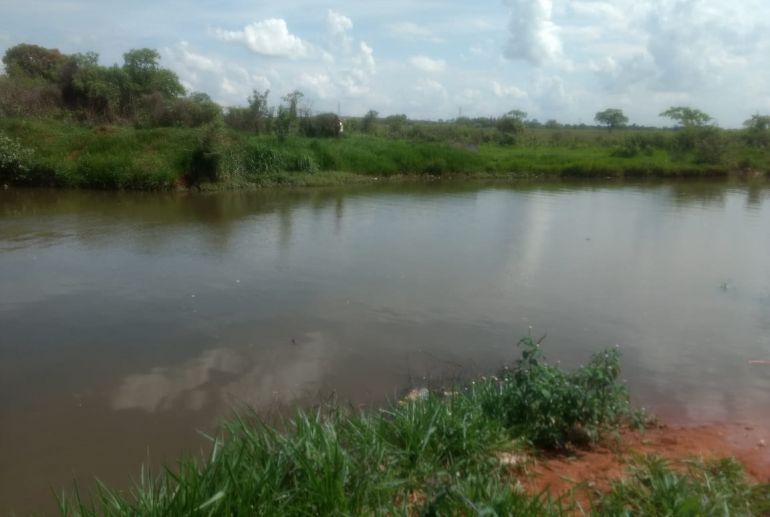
[[400, 388, 429, 404]]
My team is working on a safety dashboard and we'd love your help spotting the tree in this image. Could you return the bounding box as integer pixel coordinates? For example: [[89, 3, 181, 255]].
[[120, 48, 184, 115], [362, 110, 378, 134], [282, 90, 304, 120], [2, 43, 66, 82], [594, 108, 628, 130], [660, 106, 712, 128], [496, 109, 527, 142], [744, 114, 770, 148]]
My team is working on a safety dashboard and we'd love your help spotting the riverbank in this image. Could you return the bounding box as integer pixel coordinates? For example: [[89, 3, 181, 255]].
[[3, 118, 768, 191], [54, 339, 770, 515]]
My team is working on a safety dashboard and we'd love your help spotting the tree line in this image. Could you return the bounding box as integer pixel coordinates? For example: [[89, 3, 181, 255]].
[[2, 42, 770, 149]]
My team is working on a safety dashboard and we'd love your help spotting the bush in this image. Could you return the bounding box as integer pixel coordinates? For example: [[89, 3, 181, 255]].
[[612, 135, 656, 158], [0, 132, 35, 183], [186, 123, 224, 185], [300, 113, 342, 138], [472, 336, 631, 449]]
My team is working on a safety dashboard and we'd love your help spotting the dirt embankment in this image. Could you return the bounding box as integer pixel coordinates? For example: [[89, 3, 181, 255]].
[[524, 423, 770, 501]]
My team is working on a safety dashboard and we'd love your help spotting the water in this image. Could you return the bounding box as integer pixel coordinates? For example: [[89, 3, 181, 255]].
[[2, 179, 770, 512]]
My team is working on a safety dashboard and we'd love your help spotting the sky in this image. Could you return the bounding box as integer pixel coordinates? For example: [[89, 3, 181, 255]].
[[1, 0, 770, 127]]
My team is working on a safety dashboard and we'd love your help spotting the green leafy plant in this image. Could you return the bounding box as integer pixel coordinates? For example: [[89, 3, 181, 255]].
[[0, 132, 34, 183]]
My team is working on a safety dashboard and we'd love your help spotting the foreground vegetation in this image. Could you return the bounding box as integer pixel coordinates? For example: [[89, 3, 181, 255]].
[[2, 43, 770, 190], [57, 338, 770, 515]]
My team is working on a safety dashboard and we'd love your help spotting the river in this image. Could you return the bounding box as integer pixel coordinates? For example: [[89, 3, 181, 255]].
[[1, 179, 769, 513]]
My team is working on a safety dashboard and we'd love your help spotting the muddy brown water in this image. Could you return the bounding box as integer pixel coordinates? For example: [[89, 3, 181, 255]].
[[2, 179, 770, 513]]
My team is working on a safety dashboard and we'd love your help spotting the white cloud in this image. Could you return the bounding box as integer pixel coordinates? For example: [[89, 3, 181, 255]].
[[408, 55, 446, 73], [327, 10, 353, 36], [491, 80, 527, 100], [214, 18, 308, 59], [354, 41, 376, 75], [163, 42, 271, 105], [414, 78, 449, 101], [387, 21, 442, 43], [503, 0, 562, 65], [327, 10, 353, 50]]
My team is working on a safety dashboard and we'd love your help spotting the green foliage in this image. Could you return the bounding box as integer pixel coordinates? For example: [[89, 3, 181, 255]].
[[660, 106, 713, 128], [1, 43, 192, 124], [496, 110, 527, 144], [237, 141, 319, 175], [136, 92, 221, 128], [186, 122, 224, 186], [595, 108, 629, 130], [595, 456, 770, 515], [299, 112, 342, 138], [362, 109, 379, 134], [744, 114, 770, 148], [612, 135, 655, 158], [2, 43, 67, 81], [0, 132, 34, 183], [470, 336, 630, 449], [224, 90, 272, 133]]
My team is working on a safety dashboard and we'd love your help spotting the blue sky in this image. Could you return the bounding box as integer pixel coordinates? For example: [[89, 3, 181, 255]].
[[1, 0, 770, 126]]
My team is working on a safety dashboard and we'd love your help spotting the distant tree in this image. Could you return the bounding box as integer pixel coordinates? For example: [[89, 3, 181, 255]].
[[274, 108, 291, 139], [120, 48, 184, 114], [743, 114, 770, 148], [660, 106, 712, 128], [496, 109, 527, 142], [544, 119, 561, 129], [384, 114, 408, 136], [362, 110, 378, 134], [247, 89, 272, 133], [282, 90, 304, 120], [594, 108, 628, 130], [2, 43, 67, 82]]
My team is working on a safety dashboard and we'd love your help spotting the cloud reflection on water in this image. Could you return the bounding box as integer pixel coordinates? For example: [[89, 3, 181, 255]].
[[111, 331, 333, 413]]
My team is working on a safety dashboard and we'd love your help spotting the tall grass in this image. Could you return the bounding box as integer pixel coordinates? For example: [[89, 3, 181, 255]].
[[54, 337, 770, 515], [3, 117, 766, 190]]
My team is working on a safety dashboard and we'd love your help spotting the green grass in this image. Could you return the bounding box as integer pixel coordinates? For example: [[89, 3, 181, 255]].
[[594, 456, 770, 515], [54, 337, 770, 515], [2, 117, 768, 190]]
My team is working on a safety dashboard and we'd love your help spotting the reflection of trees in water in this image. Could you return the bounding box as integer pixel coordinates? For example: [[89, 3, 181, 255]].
[[667, 181, 727, 208], [667, 179, 770, 209], [746, 181, 769, 210], [3, 179, 769, 254]]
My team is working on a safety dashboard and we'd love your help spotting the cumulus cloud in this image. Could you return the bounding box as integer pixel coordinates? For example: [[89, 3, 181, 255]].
[[162, 42, 271, 105], [214, 18, 308, 58], [327, 10, 353, 36], [408, 55, 446, 73], [327, 10, 353, 50], [502, 0, 561, 65]]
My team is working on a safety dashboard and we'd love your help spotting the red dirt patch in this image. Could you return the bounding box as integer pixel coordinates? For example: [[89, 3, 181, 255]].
[[523, 423, 770, 503]]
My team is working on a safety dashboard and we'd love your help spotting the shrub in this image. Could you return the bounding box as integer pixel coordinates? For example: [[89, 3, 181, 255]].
[[186, 123, 224, 185], [612, 135, 656, 158], [0, 132, 35, 183], [472, 336, 631, 448]]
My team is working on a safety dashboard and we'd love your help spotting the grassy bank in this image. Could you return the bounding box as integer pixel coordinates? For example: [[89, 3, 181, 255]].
[[2, 118, 769, 190], [57, 338, 770, 515]]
